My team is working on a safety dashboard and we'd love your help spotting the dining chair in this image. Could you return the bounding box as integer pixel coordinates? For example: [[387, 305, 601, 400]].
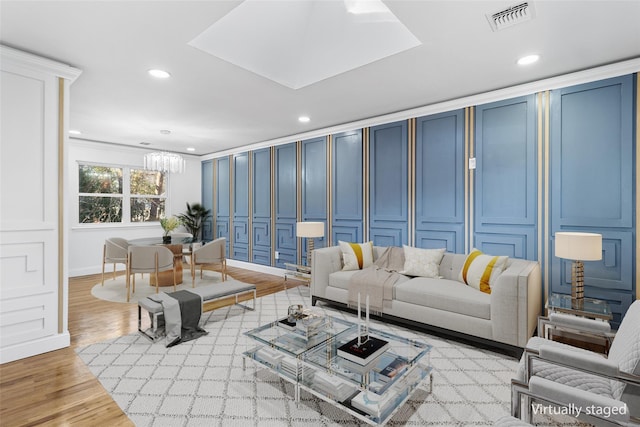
[[190, 237, 226, 286], [101, 237, 129, 286], [127, 245, 177, 302]]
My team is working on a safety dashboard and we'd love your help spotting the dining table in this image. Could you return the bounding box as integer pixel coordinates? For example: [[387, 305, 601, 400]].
[[128, 236, 194, 286]]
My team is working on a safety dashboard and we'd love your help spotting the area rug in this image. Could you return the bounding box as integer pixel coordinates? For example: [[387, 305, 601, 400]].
[[91, 270, 231, 304], [77, 287, 579, 426]]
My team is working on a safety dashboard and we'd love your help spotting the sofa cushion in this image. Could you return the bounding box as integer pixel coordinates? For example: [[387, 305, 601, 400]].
[[339, 241, 374, 271], [459, 248, 508, 294], [400, 246, 445, 278], [394, 278, 491, 320], [328, 270, 360, 290]]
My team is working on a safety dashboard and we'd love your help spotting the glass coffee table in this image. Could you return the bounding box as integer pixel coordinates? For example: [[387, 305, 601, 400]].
[[243, 314, 432, 425]]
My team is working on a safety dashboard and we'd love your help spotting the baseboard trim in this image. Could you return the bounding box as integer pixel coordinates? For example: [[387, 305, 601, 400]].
[[225, 259, 286, 277], [0, 331, 70, 364]]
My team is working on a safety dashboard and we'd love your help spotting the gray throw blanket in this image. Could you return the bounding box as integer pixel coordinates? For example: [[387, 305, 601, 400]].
[[149, 290, 208, 347], [348, 246, 408, 314]]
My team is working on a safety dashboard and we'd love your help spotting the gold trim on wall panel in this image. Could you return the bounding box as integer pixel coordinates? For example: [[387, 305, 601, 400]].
[[213, 158, 217, 240], [469, 107, 475, 252], [408, 118, 416, 247], [58, 77, 64, 333], [636, 76, 639, 300], [537, 92, 544, 266], [363, 128, 370, 242], [297, 140, 303, 265], [327, 135, 333, 247], [544, 90, 551, 304], [270, 146, 276, 266], [248, 151, 253, 263], [228, 154, 234, 259]]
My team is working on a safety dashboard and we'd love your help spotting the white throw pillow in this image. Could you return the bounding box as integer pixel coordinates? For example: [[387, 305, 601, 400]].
[[458, 248, 508, 294], [339, 241, 374, 271], [400, 246, 446, 278]]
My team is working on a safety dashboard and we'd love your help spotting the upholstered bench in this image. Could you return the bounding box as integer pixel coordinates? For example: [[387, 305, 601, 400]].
[[138, 281, 256, 341]]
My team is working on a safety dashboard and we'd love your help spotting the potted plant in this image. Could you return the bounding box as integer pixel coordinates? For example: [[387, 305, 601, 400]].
[[177, 202, 211, 242], [160, 216, 180, 243]]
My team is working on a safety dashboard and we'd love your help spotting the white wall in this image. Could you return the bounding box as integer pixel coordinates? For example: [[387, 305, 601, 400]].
[[67, 140, 201, 276]]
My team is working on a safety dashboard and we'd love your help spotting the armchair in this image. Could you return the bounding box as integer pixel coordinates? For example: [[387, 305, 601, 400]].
[[190, 237, 226, 286], [512, 300, 640, 425]]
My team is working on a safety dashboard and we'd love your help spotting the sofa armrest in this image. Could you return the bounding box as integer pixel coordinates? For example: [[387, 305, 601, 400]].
[[311, 246, 343, 299], [491, 259, 542, 347]]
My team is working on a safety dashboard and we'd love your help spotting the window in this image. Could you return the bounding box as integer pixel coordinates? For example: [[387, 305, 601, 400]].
[[78, 164, 167, 224]]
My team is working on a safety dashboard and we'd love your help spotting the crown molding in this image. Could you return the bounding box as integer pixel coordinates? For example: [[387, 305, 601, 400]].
[[1, 44, 82, 82], [202, 57, 640, 160]]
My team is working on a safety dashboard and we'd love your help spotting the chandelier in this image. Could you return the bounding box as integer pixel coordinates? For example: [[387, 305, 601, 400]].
[[143, 152, 185, 174]]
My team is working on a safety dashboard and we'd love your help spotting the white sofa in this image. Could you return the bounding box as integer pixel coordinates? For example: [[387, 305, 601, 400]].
[[311, 245, 542, 353]]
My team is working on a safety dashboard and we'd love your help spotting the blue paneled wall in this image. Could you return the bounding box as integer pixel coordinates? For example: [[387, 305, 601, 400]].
[[274, 143, 297, 268], [550, 75, 635, 327], [369, 121, 409, 247], [332, 130, 363, 243], [215, 156, 230, 255], [415, 111, 465, 252], [475, 96, 538, 260], [201, 160, 213, 241], [301, 137, 327, 265], [232, 153, 249, 261], [252, 148, 271, 265], [203, 73, 636, 321]]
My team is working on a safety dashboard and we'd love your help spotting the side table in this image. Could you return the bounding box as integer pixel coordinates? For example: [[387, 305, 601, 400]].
[[283, 263, 311, 288], [538, 293, 614, 354]]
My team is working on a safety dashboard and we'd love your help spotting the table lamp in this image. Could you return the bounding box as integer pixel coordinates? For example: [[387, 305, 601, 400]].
[[296, 222, 324, 267], [555, 232, 602, 306]]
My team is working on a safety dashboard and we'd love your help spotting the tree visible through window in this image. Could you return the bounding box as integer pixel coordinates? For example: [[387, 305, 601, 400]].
[[78, 164, 167, 224], [130, 169, 166, 222]]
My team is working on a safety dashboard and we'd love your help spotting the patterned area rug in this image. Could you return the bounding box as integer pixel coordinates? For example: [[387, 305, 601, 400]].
[[77, 287, 575, 426], [91, 270, 229, 304]]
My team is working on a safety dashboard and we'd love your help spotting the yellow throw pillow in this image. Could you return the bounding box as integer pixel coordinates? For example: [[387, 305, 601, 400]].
[[458, 249, 508, 294], [339, 241, 374, 271]]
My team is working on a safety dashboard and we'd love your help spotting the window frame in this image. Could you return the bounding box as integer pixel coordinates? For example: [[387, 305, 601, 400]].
[[76, 161, 170, 226]]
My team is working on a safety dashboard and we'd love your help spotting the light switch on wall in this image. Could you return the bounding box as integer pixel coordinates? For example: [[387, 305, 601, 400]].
[[469, 157, 476, 169]]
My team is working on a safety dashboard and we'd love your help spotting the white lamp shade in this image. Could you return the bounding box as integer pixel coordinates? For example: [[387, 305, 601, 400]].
[[555, 232, 602, 261], [296, 222, 324, 238]]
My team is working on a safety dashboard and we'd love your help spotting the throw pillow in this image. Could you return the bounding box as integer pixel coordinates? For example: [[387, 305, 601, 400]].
[[458, 248, 508, 294], [339, 241, 374, 271], [400, 246, 446, 278]]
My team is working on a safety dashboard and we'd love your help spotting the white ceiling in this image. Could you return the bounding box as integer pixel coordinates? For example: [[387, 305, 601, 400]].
[[1, 1, 639, 156]]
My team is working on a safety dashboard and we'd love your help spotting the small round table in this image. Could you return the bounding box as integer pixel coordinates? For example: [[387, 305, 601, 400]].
[[129, 237, 193, 286]]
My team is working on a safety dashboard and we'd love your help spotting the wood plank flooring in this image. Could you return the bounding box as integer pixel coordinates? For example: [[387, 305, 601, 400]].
[[0, 265, 302, 426]]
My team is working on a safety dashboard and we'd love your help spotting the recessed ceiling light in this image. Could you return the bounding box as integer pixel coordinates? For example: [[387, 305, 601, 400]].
[[148, 69, 171, 79], [186, 147, 196, 152], [160, 129, 171, 135], [517, 54, 540, 66], [69, 130, 81, 135], [298, 116, 310, 123]]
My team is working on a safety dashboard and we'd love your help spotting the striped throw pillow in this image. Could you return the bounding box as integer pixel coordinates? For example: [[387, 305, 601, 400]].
[[339, 241, 374, 271], [458, 249, 508, 294]]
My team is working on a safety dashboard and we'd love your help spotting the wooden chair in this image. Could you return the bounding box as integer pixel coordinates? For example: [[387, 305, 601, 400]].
[[190, 237, 226, 287], [101, 237, 129, 286], [127, 246, 176, 302]]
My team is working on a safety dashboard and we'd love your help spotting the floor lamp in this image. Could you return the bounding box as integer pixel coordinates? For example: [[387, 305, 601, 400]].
[[296, 222, 324, 268], [555, 232, 602, 308]]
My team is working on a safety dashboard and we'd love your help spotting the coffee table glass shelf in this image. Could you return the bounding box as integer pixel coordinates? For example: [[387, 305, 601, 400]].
[[243, 314, 432, 425]]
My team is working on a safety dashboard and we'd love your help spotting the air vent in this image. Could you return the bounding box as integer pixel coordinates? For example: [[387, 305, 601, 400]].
[[487, 2, 534, 32]]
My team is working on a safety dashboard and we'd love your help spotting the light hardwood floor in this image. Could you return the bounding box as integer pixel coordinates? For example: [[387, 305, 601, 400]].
[[0, 265, 302, 426]]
